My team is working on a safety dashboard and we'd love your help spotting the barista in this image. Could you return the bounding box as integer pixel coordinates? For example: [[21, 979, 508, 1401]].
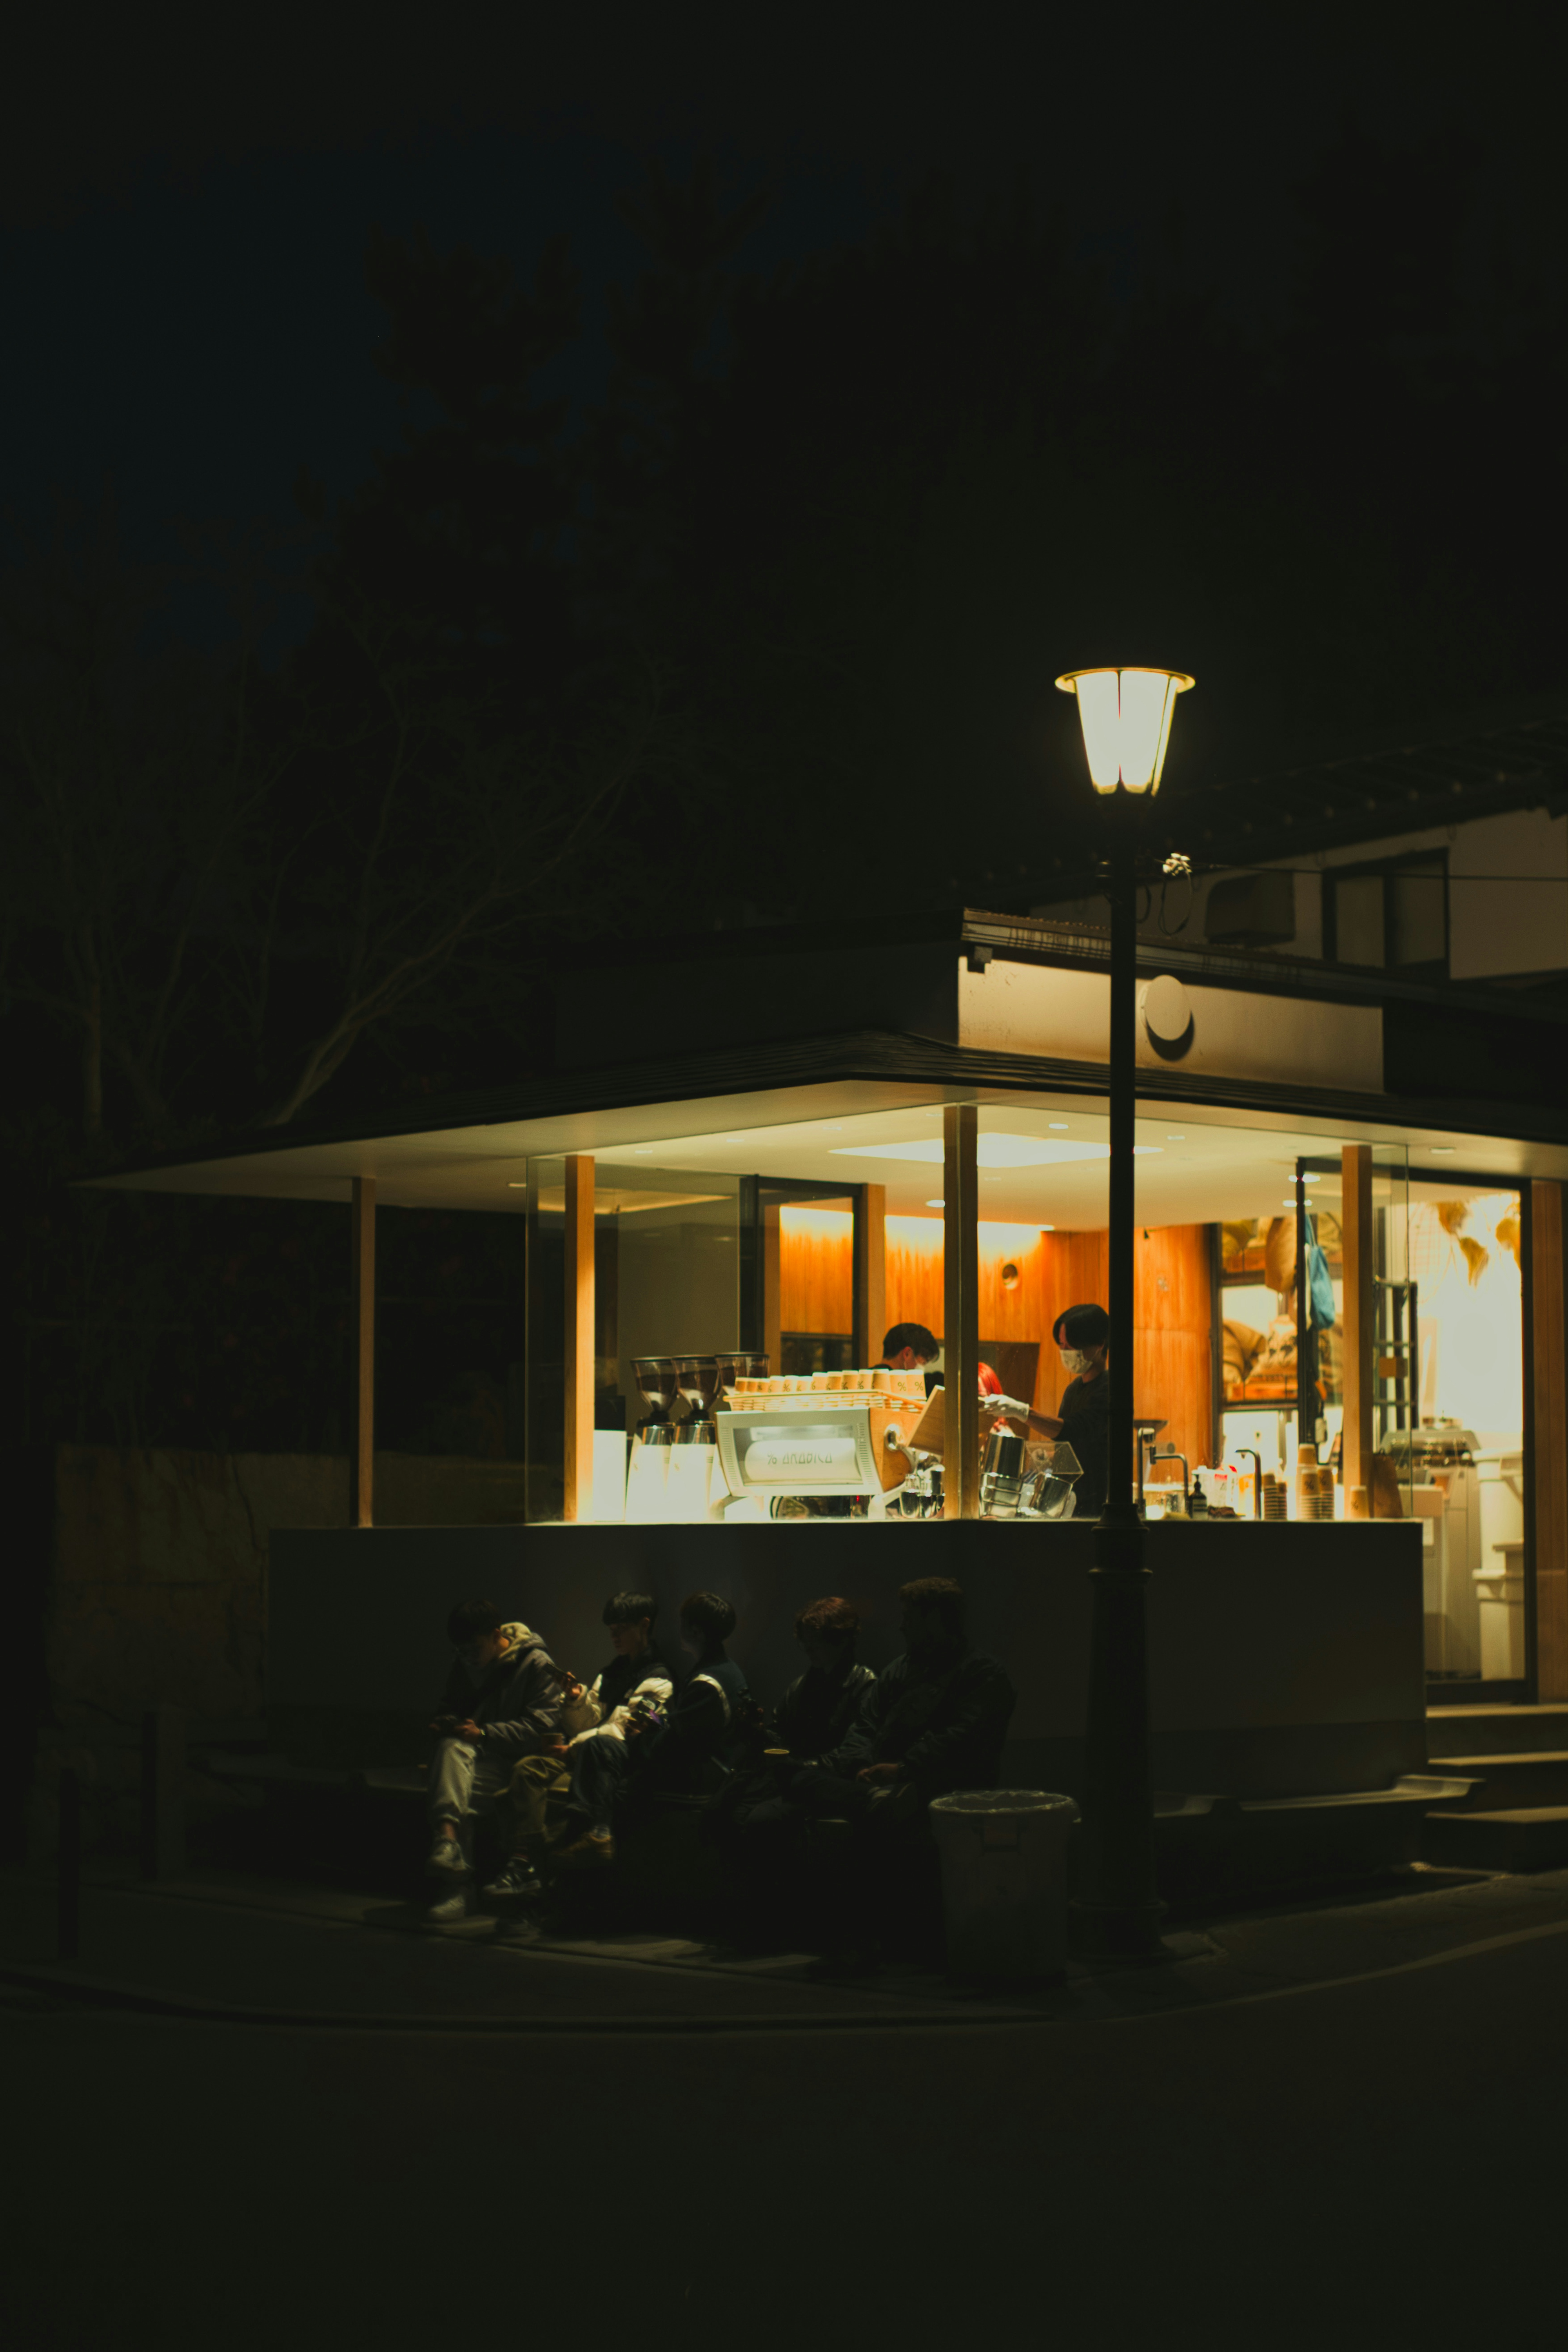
[[979, 1302, 1110, 1516], [878, 1323, 1003, 1398]]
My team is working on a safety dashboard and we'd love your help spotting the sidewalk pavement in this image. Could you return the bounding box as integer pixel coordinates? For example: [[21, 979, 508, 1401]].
[[7, 1857, 1568, 2030]]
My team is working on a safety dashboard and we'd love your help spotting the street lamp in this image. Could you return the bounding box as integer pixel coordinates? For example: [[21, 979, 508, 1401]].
[[1055, 664, 1194, 1961]]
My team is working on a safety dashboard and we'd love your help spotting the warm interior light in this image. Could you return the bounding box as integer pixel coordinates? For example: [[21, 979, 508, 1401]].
[[835, 1135, 1100, 1168], [1055, 666, 1195, 794], [833, 1135, 1160, 1168]]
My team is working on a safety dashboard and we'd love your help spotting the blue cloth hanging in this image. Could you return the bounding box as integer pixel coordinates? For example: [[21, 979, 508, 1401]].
[[1305, 1211, 1336, 1331]]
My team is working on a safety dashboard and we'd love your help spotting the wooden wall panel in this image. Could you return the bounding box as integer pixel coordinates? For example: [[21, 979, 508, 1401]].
[[886, 1217, 945, 1339], [763, 1202, 782, 1375], [778, 1206, 853, 1334], [1132, 1224, 1214, 1478], [782, 1208, 1212, 1469]]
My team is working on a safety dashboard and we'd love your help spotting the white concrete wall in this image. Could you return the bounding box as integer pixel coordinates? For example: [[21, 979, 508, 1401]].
[[960, 957, 1384, 1092]]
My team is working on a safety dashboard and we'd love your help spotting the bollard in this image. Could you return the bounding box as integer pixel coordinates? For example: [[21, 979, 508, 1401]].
[[57, 1767, 80, 1962], [140, 1705, 187, 1882]]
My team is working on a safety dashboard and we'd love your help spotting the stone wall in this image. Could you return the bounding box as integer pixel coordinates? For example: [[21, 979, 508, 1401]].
[[22, 1446, 528, 1861]]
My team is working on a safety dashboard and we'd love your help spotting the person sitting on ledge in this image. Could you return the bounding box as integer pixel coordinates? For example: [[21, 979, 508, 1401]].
[[800, 1577, 1014, 1822], [539, 1593, 675, 1873], [773, 1596, 877, 1759], [789, 1577, 1016, 1966], [707, 1595, 876, 1933], [425, 1601, 564, 1924], [643, 1591, 751, 1797], [483, 1665, 604, 1913]]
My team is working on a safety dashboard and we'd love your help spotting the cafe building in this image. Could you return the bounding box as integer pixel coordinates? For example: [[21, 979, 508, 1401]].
[[96, 885, 1568, 1889]]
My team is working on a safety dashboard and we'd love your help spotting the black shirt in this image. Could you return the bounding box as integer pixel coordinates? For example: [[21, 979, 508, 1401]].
[[1056, 1372, 1109, 1516], [773, 1661, 877, 1759], [821, 1648, 1017, 1799]]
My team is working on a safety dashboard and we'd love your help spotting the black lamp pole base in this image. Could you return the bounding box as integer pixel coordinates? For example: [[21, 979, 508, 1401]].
[[1068, 1502, 1167, 1963]]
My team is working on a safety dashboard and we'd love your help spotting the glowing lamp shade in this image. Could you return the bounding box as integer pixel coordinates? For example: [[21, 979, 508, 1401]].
[[1055, 667, 1194, 794]]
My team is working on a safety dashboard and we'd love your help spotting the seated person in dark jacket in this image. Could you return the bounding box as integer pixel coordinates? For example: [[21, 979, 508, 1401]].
[[772, 1596, 877, 1759], [547, 1592, 675, 1873], [795, 1576, 1015, 1824], [425, 1599, 564, 1922], [713, 1597, 877, 1900], [644, 1591, 750, 1795]]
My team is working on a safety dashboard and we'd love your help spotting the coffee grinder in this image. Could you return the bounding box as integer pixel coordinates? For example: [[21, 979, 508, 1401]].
[[631, 1356, 681, 1446]]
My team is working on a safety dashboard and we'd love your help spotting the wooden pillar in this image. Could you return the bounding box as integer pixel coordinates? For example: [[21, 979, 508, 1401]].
[[943, 1105, 980, 1518], [763, 1200, 782, 1375], [564, 1155, 595, 1522], [853, 1184, 886, 1369], [1340, 1145, 1374, 1501], [350, 1175, 375, 1528], [1527, 1182, 1568, 1700]]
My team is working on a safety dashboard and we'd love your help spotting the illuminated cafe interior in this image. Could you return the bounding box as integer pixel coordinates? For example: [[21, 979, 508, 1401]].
[[521, 1103, 1526, 1668], [96, 899, 1568, 1832]]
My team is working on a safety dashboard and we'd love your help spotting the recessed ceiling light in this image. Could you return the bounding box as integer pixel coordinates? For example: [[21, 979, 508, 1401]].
[[927, 1198, 945, 1208], [633, 1148, 652, 1155], [1304, 1173, 1322, 1184], [1049, 1121, 1070, 1130], [507, 1182, 526, 1188], [1166, 1134, 1185, 1141], [1430, 1146, 1455, 1154]]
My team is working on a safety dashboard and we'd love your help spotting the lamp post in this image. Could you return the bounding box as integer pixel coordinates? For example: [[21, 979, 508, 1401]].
[[1054, 664, 1194, 1961]]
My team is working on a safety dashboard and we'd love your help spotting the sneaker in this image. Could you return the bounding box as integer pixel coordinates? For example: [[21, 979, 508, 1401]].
[[482, 1856, 545, 1903], [555, 1830, 616, 1870], [425, 1887, 472, 1925], [428, 1835, 470, 1876]]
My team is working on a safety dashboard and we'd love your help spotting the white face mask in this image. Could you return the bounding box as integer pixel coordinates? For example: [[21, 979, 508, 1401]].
[[1060, 1349, 1091, 1376]]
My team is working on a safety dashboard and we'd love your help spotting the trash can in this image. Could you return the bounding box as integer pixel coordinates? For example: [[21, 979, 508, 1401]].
[[929, 1790, 1079, 1980]]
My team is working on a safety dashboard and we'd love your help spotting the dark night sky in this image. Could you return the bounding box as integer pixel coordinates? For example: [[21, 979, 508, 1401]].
[[7, 7, 1554, 651]]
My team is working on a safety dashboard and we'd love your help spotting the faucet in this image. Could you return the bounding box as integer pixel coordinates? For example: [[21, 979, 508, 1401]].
[[1234, 1447, 1262, 1520], [1152, 1446, 1189, 1514]]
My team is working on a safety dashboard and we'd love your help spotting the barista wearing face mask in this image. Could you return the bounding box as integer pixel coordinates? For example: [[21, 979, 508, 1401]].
[[978, 1300, 1111, 1515], [878, 1323, 1004, 1399]]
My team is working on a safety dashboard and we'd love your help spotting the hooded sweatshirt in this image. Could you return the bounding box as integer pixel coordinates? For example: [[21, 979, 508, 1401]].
[[432, 1621, 564, 1757]]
